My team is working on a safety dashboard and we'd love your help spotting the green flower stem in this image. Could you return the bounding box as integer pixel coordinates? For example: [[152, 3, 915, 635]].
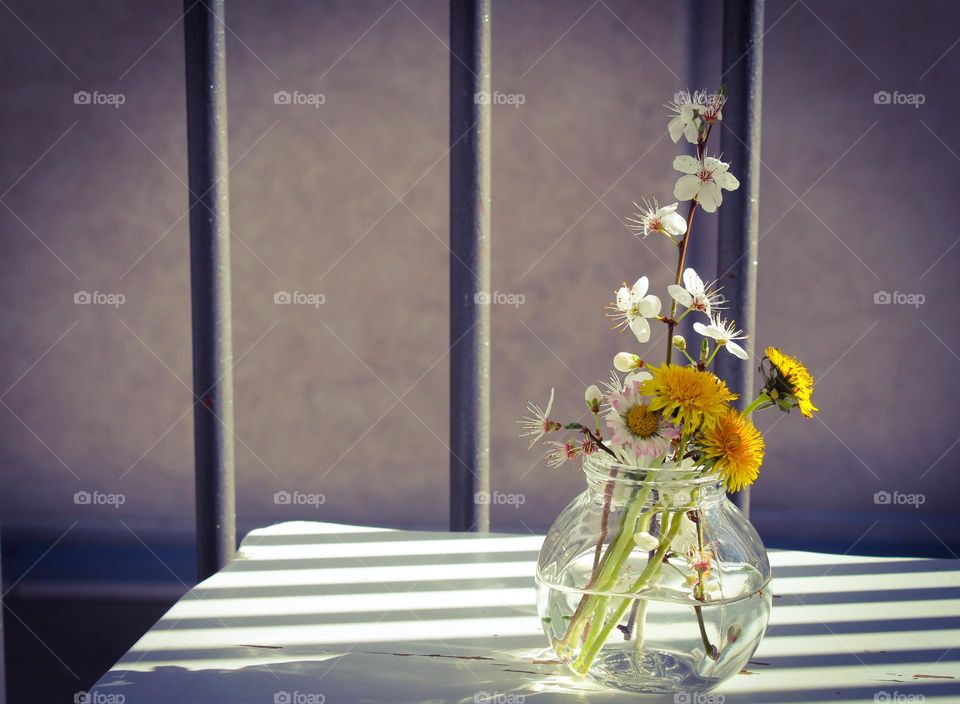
[[559, 485, 652, 651], [742, 392, 772, 416], [572, 509, 686, 673]]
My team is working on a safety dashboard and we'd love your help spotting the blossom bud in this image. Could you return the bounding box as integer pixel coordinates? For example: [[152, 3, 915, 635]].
[[614, 352, 643, 373], [584, 384, 603, 413], [633, 531, 659, 552], [660, 210, 688, 238], [672, 335, 687, 351]]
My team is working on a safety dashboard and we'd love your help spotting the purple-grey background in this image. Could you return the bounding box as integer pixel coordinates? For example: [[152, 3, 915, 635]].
[[0, 1, 958, 699]]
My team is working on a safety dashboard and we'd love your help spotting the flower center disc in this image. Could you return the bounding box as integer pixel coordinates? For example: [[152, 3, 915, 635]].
[[625, 405, 659, 438]]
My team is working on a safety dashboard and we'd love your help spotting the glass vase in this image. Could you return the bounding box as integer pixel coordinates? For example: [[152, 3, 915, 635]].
[[535, 454, 771, 694]]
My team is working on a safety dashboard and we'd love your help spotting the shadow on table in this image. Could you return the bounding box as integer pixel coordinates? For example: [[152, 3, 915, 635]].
[[87, 643, 960, 704]]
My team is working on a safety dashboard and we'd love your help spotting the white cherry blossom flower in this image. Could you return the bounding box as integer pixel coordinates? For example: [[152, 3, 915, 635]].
[[673, 155, 740, 213], [608, 277, 662, 344], [626, 199, 688, 240], [698, 90, 725, 123], [694, 316, 749, 360], [517, 388, 559, 448], [667, 268, 725, 317], [667, 90, 703, 144]]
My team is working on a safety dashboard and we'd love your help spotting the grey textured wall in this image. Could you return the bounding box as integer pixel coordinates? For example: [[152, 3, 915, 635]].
[[1, 0, 957, 554]]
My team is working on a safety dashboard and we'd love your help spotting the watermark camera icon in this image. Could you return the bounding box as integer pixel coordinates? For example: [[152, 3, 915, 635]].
[[274, 291, 292, 304], [874, 490, 925, 508], [74, 90, 125, 108], [274, 490, 292, 505], [874, 290, 924, 308], [874, 691, 926, 703], [75, 291, 92, 304], [74, 692, 125, 704], [274, 91, 292, 105], [274, 692, 324, 704], [873, 90, 925, 108]]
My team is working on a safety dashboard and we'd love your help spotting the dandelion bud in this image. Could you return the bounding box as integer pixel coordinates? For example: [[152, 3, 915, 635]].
[[672, 335, 687, 351], [584, 384, 603, 413], [614, 352, 643, 373]]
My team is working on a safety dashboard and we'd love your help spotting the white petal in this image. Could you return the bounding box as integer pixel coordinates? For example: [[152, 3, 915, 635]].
[[631, 276, 649, 299], [726, 340, 749, 360], [662, 202, 679, 215], [674, 174, 700, 201], [704, 157, 728, 174], [667, 117, 684, 143], [673, 155, 700, 175], [629, 316, 651, 343], [697, 182, 722, 212], [693, 321, 720, 340], [639, 294, 661, 318], [683, 122, 700, 144], [624, 370, 652, 386], [682, 267, 703, 292], [716, 170, 740, 191], [667, 284, 693, 307], [616, 286, 631, 311], [614, 352, 640, 372], [633, 531, 660, 552], [661, 212, 687, 237]]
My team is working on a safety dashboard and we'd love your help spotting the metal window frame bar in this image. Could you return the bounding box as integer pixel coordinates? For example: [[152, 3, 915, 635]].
[[449, 0, 492, 532], [183, 0, 237, 578], [717, 0, 765, 517]]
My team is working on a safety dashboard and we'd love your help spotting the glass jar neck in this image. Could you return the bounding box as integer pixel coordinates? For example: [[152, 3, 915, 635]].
[[582, 454, 726, 509]]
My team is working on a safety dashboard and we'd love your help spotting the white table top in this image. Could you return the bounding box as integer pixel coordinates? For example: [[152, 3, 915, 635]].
[[88, 521, 960, 703]]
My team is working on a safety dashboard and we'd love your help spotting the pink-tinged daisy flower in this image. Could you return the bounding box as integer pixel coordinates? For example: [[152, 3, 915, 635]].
[[604, 378, 680, 461]]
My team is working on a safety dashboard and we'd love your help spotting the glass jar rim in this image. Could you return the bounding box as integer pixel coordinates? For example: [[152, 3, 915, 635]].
[[582, 452, 724, 491]]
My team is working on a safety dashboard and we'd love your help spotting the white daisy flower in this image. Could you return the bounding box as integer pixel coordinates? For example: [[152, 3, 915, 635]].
[[626, 199, 688, 240], [667, 268, 725, 317], [608, 276, 662, 344], [694, 316, 749, 360], [605, 377, 680, 461], [673, 155, 740, 213]]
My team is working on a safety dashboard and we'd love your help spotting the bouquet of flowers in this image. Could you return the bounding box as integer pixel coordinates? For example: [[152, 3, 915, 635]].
[[520, 88, 819, 685]]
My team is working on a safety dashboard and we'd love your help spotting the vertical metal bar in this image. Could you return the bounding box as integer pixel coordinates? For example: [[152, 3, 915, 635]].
[[717, 0, 764, 517], [183, 0, 236, 578], [449, 0, 491, 532], [0, 525, 6, 704]]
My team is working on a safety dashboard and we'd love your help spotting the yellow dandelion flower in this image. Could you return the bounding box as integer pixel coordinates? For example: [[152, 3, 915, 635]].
[[640, 364, 736, 430], [763, 347, 819, 418], [701, 408, 765, 492]]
